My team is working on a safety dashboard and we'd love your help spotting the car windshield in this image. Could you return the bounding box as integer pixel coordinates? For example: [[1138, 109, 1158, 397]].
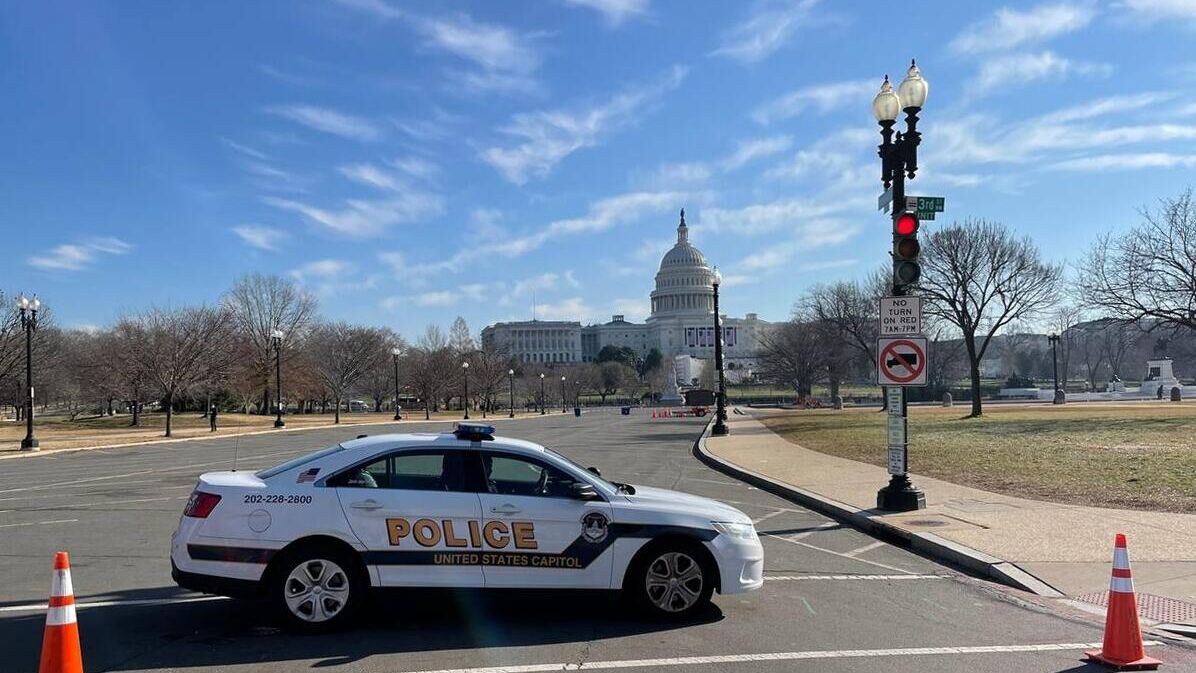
[[545, 447, 620, 492], [256, 445, 344, 479]]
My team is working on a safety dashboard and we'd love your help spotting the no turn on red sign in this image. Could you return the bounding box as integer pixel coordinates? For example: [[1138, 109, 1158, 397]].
[[877, 337, 928, 387]]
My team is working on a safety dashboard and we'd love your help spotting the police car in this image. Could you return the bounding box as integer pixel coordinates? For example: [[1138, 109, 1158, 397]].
[[171, 423, 763, 630]]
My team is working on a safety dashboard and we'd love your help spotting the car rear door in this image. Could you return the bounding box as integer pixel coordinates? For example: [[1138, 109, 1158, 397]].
[[332, 448, 484, 587], [475, 451, 615, 589]]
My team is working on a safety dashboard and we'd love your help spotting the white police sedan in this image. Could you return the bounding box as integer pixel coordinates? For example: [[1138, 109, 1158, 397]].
[[171, 423, 763, 631]]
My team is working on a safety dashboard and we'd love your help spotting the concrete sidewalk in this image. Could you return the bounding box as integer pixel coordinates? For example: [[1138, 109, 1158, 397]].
[[704, 410, 1196, 627]]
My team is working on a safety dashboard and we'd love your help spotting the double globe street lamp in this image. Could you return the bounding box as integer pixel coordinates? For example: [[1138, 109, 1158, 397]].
[[392, 347, 404, 420], [462, 361, 471, 420], [560, 375, 567, 414], [17, 294, 41, 451], [539, 373, 546, 415], [872, 60, 929, 512], [508, 368, 516, 418]]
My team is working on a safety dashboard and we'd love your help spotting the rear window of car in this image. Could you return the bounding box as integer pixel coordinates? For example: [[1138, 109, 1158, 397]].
[[256, 446, 344, 479]]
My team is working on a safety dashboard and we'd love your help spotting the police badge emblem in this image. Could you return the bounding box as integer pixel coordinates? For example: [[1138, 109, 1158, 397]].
[[581, 511, 609, 544]]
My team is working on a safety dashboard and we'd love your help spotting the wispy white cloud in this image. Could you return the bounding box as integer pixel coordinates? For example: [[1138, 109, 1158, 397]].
[[267, 105, 380, 141], [232, 225, 287, 251], [700, 197, 864, 239], [562, 0, 649, 25], [381, 283, 490, 309], [264, 190, 443, 238], [482, 66, 687, 184], [258, 63, 317, 87], [647, 135, 791, 187], [753, 79, 874, 124], [712, 0, 823, 64], [1048, 152, 1196, 171], [1036, 92, 1176, 123], [291, 259, 353, 281], [950, 2, 1095, 55], [494, 190, 687, 256], [536, 297, 594, 322], [971, 51, 1110, 95], [220, 137, 269, 161], [720, 136, 794, 170], [1118, 0, 1196, 22], [28, 237, 133, 272]]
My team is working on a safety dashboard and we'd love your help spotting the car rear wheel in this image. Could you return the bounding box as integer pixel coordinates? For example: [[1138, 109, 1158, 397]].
[[270, 546, 364, 632], [626, 541, 714, 619]]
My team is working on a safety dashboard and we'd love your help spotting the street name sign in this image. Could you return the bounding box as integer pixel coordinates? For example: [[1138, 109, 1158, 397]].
[[879, 296, 923, 336], [904, 195, 945, 221], [877, 337, 929, 387]]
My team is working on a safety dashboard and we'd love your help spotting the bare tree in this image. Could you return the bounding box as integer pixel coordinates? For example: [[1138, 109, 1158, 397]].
[[469, 344, 511, 417], [408, 325, 454, 419], [131, 306, 235, 437], [755, 321, 826, 402], [803, 269, 887, 366], [223, 274, 318, 415], [361, 328, 403, 412], [307, 323, 389, 424], [1072, 324, 1107, 390], [449, 316, 475, 355], [1080, 189, 1196, 333], [596, 361, 630, 404], [1098, 319, 1139, 380], [918, 220, 1062, 416]]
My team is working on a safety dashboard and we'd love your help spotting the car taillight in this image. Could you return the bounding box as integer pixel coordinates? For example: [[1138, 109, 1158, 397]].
[[183, 492, 222, 518]]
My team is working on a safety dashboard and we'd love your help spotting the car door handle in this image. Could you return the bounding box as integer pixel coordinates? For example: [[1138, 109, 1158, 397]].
[[490, 504, 521, 515], [350, 499, 383, 511]]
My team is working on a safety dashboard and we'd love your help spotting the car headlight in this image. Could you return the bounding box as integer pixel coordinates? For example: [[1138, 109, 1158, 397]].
[[712, 521, 757, 541]]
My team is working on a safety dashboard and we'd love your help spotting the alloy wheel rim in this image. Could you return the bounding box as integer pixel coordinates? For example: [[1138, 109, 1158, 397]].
[[284, 558, 350, 622], [645, 552, 703, 612]]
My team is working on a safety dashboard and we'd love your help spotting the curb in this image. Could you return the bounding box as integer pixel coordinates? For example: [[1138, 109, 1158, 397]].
[[692, 419, 1064, 598]]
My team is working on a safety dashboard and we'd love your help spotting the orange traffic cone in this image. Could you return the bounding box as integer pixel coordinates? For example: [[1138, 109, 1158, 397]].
[[1085, 534, 1161, 670], [39, 552, 83, 673]]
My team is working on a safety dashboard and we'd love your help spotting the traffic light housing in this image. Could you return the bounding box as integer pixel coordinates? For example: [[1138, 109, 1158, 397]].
[[892, 210, 920, 294]]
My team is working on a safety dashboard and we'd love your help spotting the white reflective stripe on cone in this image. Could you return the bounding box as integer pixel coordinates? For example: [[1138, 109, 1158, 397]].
[[45, 604, 77, 626], [1113, 547, 1130, 570], [1110, 577, 1135, 593], [50, 569, 73, 598]]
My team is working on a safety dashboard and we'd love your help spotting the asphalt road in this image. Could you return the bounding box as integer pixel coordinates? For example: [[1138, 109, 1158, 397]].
[[0, 410, 1189, 673]]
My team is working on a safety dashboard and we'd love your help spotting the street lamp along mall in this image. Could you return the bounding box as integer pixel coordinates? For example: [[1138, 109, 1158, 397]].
[[271, 328, 285, 428], [508, 368, 515, 419], [17, 293, 41, 450], [392, 347, 403, 420], [462, 361, 471, 420]]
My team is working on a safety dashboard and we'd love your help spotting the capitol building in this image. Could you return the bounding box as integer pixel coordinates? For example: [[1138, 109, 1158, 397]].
[[481, 210, 769, 383]]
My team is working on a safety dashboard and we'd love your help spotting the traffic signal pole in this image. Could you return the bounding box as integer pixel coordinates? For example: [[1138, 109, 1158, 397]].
[[874, 66, 927, 512]]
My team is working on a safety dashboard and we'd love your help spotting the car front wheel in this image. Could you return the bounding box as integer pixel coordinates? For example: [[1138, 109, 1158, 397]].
[[627, 542, 714, 618], [270, 547, 364, 632]]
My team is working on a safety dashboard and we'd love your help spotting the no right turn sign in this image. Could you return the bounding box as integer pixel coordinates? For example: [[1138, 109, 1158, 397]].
[[877, 337, 928, 386]]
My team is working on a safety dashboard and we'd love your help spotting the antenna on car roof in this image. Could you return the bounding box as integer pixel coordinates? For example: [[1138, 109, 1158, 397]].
[[232, 434, 241, 472]]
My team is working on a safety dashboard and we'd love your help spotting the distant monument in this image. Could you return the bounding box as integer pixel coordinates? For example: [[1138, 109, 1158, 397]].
[[1143, 358, 1179, 397], [660, 359, 683, 405]]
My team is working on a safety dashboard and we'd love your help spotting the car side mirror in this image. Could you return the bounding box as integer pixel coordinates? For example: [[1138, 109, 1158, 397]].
[[571, 482, 599, 500], [587, 466, 602, 477]]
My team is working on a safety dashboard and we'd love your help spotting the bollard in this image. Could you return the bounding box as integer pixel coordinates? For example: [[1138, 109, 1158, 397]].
[[942, 391, 953, 407], [1171, 386, 1182, 402], [1053, 389, 1066, 405], [832, 395, 843, 410]]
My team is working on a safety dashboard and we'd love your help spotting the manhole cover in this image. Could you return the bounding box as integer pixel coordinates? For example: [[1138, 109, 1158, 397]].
[[903, 519, 950, 528], [1075, 592, 1196, 624]]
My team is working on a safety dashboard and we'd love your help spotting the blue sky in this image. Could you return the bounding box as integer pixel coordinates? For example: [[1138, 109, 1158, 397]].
[[4, 0, 1195, 335]]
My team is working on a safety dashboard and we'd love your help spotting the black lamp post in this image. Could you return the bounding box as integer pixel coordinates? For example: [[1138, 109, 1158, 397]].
[[17, 294, 40, 451], [271, 328, 285, 428], [560, 375, 567, 413], [711, 268, 729, 436], [508, 368, 515, 418], [462, 361, 471, 420], [873, 60, 928, 512], [539, 373, 546, 415], [392, 347, 403, 420], [1048, 333, 1064, 404]]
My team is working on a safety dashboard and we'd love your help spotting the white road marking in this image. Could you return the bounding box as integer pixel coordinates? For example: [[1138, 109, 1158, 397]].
[[782, 522, 837, 541], [751, 510, 786, 525], [0, 518, 78, 529], [0, 595, 227, 614], [764, 574, 946, 581], [843, 541, 886, 557], [394, 642, 1166, 673], [764, 533, 914, 575]]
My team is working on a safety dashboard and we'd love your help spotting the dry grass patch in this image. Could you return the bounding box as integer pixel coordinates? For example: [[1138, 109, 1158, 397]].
[[757, 402, 1196, 513]]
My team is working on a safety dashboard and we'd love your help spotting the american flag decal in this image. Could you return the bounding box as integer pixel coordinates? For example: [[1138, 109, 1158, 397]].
[[296, 468, 320, 483]]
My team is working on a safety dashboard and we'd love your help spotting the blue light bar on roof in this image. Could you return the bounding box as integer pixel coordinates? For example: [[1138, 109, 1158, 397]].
[[453, 423, 496, 440]]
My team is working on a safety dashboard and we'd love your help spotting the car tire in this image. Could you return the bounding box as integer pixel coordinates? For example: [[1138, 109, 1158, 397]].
[[625, 540, 714, 619], [269, 544, 366, 633]]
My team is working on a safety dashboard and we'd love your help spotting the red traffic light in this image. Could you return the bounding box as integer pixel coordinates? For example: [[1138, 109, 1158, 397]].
[[895, 212, 919, 236]]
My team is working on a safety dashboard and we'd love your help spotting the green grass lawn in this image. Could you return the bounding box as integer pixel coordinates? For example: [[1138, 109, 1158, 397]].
[[758, 403, 1196, 513]]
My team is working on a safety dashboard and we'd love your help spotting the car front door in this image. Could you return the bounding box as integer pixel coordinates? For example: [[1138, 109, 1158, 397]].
[[332, 449, 484, 587], [476, 451, 614, 589]]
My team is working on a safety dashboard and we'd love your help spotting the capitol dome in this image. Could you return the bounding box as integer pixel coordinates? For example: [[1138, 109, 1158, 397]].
[[648, 209, 716, 321]]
